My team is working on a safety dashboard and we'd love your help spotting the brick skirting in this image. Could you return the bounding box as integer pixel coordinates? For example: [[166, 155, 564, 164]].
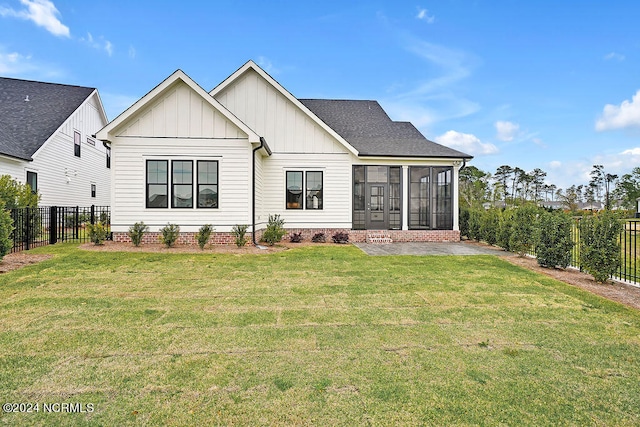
[[112, 228, 459, 245]]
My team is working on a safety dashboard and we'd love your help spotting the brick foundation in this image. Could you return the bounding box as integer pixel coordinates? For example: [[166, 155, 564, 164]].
[[113, 228, 459, 245]]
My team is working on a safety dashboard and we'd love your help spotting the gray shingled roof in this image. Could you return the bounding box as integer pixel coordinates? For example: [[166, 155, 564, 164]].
[[300, 99, 472, 159], [0, 77, 95, 161]]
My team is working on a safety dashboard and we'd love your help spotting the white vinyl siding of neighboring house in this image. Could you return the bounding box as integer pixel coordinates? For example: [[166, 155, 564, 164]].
[[0, 92, 110, 207]]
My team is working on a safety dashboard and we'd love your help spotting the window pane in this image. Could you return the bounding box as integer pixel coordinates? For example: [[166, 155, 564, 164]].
[[26, 172, 37, 192], [354, 166, 365, 184], [367, 166, 387, 183], [173, 184, 193, 207], [147, 161, 168, 184], [306, 171, 322, 210], [198, 161, 218, 184], [198, 184, 218, 208], [286, 171, 303, 209], [173, 161, 193, 184], [410, 167, 430, 229], [148, 184, 167, 208]]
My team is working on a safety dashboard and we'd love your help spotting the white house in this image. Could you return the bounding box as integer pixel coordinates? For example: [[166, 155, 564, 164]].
[[96, 60, 472, 244], [0, 77, 110, 207]]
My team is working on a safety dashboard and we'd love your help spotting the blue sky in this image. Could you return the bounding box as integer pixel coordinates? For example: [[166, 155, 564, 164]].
[[1, 0, 640, 189]]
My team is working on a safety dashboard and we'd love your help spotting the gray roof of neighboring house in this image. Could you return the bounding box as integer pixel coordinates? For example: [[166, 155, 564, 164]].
[[299, 99, 472, 159], [0, 77, 95, 161]]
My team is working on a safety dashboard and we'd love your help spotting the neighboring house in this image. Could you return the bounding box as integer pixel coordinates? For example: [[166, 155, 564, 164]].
[[0, 77, 110, 206], [96, 60, 472, 244]]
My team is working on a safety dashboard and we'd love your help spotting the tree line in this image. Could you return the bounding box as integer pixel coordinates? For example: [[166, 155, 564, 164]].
[[460, 164, 640, 212]]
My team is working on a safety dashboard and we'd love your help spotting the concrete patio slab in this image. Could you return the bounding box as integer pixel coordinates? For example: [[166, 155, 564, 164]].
[[353, 241, 513, 256]]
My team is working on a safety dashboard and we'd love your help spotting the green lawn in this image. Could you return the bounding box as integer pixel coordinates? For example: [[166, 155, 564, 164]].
[[1, 244, 639, 426]]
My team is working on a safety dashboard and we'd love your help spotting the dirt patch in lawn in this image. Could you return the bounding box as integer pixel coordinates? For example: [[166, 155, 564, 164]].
[[463, 241, 640, 311], [0, 252, 53, 274]]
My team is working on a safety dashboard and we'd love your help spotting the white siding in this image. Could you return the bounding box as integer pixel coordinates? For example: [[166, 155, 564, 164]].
[[260, 153, 353, 229], [0, 156, 26, 182], [214, 69, 346, 154], [2, 93, 110, 207], [110, 136, 253, 233], [116, 81, 244, 139]]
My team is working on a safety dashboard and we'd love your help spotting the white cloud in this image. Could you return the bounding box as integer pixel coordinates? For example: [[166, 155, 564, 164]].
[[80, 32, 114, 56], [257, 56, 279, 75], [595, 90, 640, 131], [128, 45, 136, 59], [622, 147, 640, 156], [0, 0, 69, 37], [416, 8, 435, 23], [104, 40, 113, 57], [435, 130, 498, 156], [0, 46, 62, 78], [604, 52, 625, 61], [548, 160, 562, 169], [495, 120, 520, 141]]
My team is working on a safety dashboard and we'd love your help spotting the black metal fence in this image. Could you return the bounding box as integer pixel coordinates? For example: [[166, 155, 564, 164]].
[[563, 219, 638, 285], [9, 205, 110, 253]]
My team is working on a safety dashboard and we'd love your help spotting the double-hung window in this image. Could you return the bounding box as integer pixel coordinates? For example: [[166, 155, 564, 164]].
[[146, 160, 168, 208], [197, 160, 218, 208], [172, 160, 193, 208], [286, 170, 323, 210], [74, 131, 81, 157]]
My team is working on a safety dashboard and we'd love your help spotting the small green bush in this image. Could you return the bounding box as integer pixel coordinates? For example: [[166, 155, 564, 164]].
[[196, 224, 214, 250], [232, 224, 249, 247], [459, 207, 470, 238], [467, 209, 482, 241], [261, 214, 286, 246], [128, 222, 149, 247], [86, 222, 108, 245], [580, 211, 623, 283], [509, 204, 540, 256], [536, 211, 573, 268], [497, 209, 513, 251], [480, 209, 500, 246], [160, 223, 180, 248], [0, 202, 14, 260]]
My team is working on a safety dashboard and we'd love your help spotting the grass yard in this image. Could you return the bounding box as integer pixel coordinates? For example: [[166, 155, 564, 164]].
[[1, 243, 639, 426]]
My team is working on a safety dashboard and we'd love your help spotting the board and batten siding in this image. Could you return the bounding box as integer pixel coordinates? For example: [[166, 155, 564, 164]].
[[116, 81, 244, 139], [214, 69, 347, 154], [0, 92, 110, 207]]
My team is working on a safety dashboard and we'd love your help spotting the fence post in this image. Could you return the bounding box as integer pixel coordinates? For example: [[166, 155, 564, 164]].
[[91, 205, 95, 225], [49, 206, 57, 245], [25, 207, 30, 251], [74, 206, 79, 239]]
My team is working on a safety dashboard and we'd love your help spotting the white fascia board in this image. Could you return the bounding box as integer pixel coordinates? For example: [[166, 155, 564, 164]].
[[210, 60, 359, 156]]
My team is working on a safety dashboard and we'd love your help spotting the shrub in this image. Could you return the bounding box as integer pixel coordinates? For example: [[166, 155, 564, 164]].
[[0, 174, 39, 209], [467, 209, 482, 241], [160, 223, 180, 248], [232, 224, 249, 247], [261, 214, 286, 246], [0, 202, 14, 260], [497, 209, 514, 251], [536, 211, 573, 268], [480, 209, 500, 246], [509, 204, 540, 256], [459, 207, 470, 239], [580, 211, 623, 283], [311, 232, 326, 243], [86, 221, 107, 245], [332, 231, 349, 244], [128, 222, 149, 246], [196, 224, 214, 250], [290, 232, 303, 243]]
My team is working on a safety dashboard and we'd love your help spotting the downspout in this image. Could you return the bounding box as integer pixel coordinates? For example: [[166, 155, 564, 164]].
[[252, 137, 266, 245]]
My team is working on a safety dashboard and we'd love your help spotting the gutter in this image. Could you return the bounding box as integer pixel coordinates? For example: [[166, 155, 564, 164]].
[[252, 137, 267, 246]]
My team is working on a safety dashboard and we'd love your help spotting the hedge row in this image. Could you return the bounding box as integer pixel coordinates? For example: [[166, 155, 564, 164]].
[[460, 205, 622, 282]]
